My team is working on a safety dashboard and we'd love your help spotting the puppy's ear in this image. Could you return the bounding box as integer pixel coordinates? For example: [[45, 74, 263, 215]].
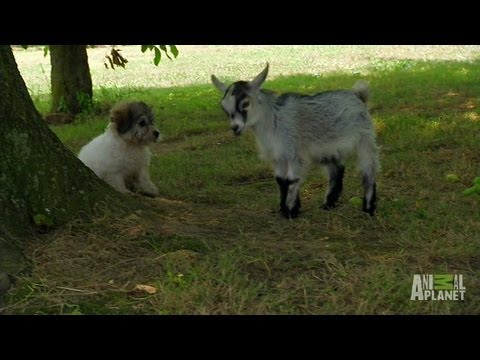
[[111, 103, 133, 134]]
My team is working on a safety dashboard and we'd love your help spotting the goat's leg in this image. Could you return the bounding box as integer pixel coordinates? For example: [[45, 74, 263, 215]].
[[357, 134, 380, 215], [275, 177, 289, 217], [274, 160, 290, 217], [274, 159, 304, 219], [285, 178, 301, 218], [321, 159, 345, 210]]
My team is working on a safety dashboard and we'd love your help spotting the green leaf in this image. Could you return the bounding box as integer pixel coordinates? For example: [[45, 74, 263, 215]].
[[349, 196, 362, 206], [21, 45, 28, 49], [154, 47, 161, 66], [33, 214, 53, 227], [43, 46, 49, 57], [170, 45, 179, 58], [463, 187, 478, 196], [445, 174, 459, 183], [142, 45, 155, 52], [159, 45, 172, 60]]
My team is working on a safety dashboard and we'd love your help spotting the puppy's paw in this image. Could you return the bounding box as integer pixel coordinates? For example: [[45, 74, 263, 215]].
[[113, 186, 134, 195], [141, 187, 159, 198]]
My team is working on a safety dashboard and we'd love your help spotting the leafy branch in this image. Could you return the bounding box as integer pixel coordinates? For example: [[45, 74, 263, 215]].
[[141, 45, 179, 65], [19, 45, 179, 69]]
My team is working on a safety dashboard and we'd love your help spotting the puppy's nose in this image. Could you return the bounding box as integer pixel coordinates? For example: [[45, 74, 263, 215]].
[[153, 130, 160, 138], [231, 124, 239, 132]]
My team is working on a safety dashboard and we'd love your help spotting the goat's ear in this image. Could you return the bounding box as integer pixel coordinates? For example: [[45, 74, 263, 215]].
[[250, 63, 269, 91], [211, 75, 228, 93]]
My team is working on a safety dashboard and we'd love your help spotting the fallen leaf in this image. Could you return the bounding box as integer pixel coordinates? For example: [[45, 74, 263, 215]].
[[135, 284, 157, 294]]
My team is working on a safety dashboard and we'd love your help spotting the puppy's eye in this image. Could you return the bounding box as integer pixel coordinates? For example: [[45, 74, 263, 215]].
[[139, 120, 146, 127], [242, 101, 250, 109]]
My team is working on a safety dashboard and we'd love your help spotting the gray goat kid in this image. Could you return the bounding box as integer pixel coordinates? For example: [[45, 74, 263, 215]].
[[211, 64, 380, 219]]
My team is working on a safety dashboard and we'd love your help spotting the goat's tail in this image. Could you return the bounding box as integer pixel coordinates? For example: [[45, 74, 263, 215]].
[[353, 80, 369, 103]]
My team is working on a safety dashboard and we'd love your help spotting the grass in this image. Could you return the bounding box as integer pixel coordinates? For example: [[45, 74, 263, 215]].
[[2, 46, 480, 314]]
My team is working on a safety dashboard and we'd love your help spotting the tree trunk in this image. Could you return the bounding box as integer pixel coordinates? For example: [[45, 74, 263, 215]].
[[0, 45, 117, 276], [50, 45, 93, 115]]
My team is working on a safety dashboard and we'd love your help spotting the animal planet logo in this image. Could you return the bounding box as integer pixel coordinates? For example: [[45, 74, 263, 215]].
[[410, 274, 466, 301]]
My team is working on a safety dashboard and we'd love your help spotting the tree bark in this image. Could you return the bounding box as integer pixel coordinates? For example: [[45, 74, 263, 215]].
[[0, 45, 117, 276], [50, 45, 93, 115]]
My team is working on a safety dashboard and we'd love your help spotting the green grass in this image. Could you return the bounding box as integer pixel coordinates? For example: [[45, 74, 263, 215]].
[[3, 46, 480, 314]]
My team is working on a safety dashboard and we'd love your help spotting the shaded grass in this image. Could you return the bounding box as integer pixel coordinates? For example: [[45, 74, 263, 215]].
[[3, 49, 480, 314]]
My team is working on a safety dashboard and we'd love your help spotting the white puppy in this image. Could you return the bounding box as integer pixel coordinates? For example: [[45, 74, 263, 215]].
[[78, 101, 160, 197]]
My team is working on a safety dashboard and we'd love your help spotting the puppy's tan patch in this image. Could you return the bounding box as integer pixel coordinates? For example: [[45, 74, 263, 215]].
[[110, 102, 132, 134]]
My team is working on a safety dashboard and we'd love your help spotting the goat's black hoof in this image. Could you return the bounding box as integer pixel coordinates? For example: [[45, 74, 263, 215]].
[[289, 208, 300, 219], [279, 208, 300, 219], [362, 197, 376, 216], [279, 207, 289, 218], [362, 205, 376, 216]]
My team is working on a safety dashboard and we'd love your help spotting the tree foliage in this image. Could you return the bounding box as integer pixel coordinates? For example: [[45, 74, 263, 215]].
[[22, 45, 179, 69], [140, 45, 179, 66]]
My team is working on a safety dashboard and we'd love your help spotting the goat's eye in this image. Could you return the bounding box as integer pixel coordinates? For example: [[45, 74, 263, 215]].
[[139, 120, 146, 127], [242, 101, 250, 109]]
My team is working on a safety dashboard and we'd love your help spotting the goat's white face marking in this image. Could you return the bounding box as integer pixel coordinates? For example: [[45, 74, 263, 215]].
[[220, 82, 251, 136], [212, 64, 268, 137]]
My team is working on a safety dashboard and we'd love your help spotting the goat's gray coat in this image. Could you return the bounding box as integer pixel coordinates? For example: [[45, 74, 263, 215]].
[[212, 64, 380, 218]]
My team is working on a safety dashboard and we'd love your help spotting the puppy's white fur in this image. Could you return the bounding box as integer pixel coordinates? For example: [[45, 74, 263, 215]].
[[78, 102, 160, 197]]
